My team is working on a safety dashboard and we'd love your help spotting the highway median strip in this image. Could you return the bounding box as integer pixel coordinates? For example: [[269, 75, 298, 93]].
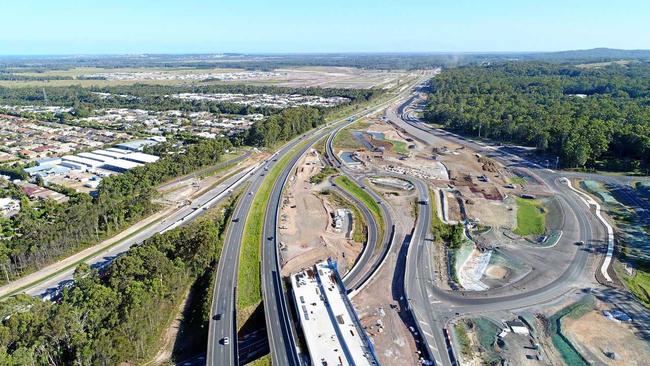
[[237, 140, 309, 310]]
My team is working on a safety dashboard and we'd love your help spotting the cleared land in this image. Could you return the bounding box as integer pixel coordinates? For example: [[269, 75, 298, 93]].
[[1, 66, 415, 89]]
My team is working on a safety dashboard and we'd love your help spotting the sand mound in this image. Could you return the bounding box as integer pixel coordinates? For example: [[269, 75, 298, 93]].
[[485, 265, 508, 279]]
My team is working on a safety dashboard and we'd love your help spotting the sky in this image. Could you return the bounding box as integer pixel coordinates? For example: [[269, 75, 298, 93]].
[[1, 0, 649, 55]]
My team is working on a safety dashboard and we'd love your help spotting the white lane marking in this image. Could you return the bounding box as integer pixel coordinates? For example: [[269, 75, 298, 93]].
[[565, 178, 614, 282]]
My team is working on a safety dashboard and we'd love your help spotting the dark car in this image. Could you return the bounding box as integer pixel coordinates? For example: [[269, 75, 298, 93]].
[[213, 313, 222, 321]]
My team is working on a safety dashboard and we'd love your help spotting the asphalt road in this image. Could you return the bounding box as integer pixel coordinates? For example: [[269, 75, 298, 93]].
[[324, 126, 394, 292], [404, 176, 455, 366], [260, 84, 426, 365], [207, 132, 320, 366], [387, 90, 608, 366], [26, 162, 258, 299]]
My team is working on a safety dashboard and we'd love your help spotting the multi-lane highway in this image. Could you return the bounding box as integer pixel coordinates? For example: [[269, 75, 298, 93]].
[[206, 78, 427, 365], [0, 159, 258, 300], [259, 81, 428, 365]]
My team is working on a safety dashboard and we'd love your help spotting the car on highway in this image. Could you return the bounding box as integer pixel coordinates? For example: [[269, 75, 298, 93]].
[[575, 241, 585, 246], [213, 313, 222, 321], [221, 337, 230, 345], [232, 218, 240, 223]]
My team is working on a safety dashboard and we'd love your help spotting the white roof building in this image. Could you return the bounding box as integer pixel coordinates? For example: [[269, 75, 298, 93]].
[[291, 260, 379, 366], [91, 149, 129, 159], [61, 155, 104, 168], [121, 152, 159, 164], [102, 159, 142, 172], [105, 147, 131, 155], [77, 152, 118, 163]]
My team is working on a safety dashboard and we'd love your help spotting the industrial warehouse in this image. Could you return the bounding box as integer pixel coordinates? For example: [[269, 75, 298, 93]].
[[21, 138, 162, 193]]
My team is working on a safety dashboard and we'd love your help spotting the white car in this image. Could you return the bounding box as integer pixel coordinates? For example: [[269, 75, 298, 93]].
[[222, 337, 230, 345]]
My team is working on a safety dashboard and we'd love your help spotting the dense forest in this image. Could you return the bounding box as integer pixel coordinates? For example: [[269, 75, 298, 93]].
[[424, 62, 650, 170], [0, 203, 232, 365]]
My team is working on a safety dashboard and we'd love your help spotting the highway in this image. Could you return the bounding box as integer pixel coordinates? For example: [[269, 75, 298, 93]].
[[205, 81, 425, 365], [259, 82, 427, 365], [206, 136, 306, 365], [10, 160, 258, 300]]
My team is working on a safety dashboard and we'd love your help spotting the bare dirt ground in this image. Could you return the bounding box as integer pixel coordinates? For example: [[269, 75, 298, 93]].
[[467, 196, 517, 229], [279, 150, 362, 276], [352, 182, 421, 366], [563, 302, 650, 365]]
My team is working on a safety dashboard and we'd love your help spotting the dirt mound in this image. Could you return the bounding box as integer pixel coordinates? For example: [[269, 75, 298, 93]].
[[479, 156, 499, 173], [485, 265, 508, 279]]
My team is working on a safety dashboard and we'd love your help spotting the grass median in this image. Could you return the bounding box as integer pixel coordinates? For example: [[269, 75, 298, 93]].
[[237, 141, 308, 310]]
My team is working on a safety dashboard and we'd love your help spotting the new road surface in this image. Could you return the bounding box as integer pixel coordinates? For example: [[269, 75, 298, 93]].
[[387, 90, 608, 366], [206, 80, 428, 366]]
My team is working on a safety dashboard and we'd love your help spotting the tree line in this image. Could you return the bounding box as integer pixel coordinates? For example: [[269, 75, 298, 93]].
[[0, 137, 231, 284], [424, 62, 650, 170], [0, 201, 233, 365]]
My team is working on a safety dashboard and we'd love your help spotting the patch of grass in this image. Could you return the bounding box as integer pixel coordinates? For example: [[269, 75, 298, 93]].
[[237, 141, 307, 309], [513, 197, 546, 236], [332, 119, 372, 149], [309, 166, 338, 184], [245, 354, 271, 366], [333, 176, 384, 239], [508, 176, 527, 186], [429, 189, 464, 248], [621, 266, 650, 308], [454, 322, 473, 357], [387, 139, 409, 154]]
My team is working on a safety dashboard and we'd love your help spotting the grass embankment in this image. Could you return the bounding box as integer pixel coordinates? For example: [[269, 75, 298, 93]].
[[237, 141, 308, 310], [333, 176, 384, 241], [508, 175, 527, 186], [429, 189, 464, 247], [454, 322, 473, 357], [620, 265, 650, 308], [429, 189, 466, 284], [387, 139, 409, 154], [548, 296, 594, 366], [514, 197, 546, 236], [309, 166, 338, 184], [246, 354, 271, 366]]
